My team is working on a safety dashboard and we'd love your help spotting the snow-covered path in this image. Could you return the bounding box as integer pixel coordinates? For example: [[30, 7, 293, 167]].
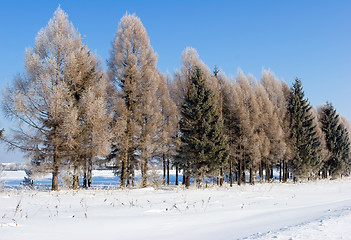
[[1, 178, 351, 240]]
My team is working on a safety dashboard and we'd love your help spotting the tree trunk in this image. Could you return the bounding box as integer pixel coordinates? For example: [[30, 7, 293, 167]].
[[162, 153, 166, 183], [242, 165, 246, 184], [52, 148, 59, 191], [265, 163, 270, 182], [259, 161, 263, 182], [279, 161, 282, 182], [166, 158, 170, 185], [73, 165, 79, 190], [238, 160, 241, 186], [229, 160, 233, 187], [175, 165, 179, 185], [220, 168, 224, 186], [132, 165, 135, 187], [141, 157, 148, 188], [87, 158, 92, 187], [185, 174, 190, 188], [52, 165, 59, 191], [182, 174, 185, 185], [282, 160, 285, 182], [284, 162, 289, 182], [83, 172, 87, 188], [120, 160, 126, 188], [126, 157, 131, 187], [249, 167, 253, 185]]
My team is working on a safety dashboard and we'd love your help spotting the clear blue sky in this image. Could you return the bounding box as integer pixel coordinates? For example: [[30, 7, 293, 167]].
[[0, 0, 350, 163]]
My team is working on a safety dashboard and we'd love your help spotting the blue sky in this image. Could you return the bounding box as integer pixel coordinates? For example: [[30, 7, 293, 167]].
[[0, 0, 350, 162]]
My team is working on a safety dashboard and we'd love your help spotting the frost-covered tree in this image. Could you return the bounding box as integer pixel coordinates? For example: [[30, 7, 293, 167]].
[[175, 67, 227, 187], [261, 70, 291, 182], [288, 78, 322, 180], [157, 73, 178, 185], [319, 103, 350, 178], [228, 72, 261, 185], [219, 74, 238, 186], [2, 7, 110, 190], [108, 13, 161, 188]]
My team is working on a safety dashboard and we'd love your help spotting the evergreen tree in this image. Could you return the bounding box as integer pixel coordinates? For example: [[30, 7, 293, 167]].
[[319, 103, 350, 177], [288, 78, 322, 180], [175, 67, 228, 187]]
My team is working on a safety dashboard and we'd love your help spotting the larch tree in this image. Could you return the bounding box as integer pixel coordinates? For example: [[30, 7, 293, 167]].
[[254, 80, 281, 182], [62, 31, 111, 189], [1, 7, 109, 190], [108, 13, 161, 188], [157, 73, 178, 185], [175, 67, 227, 187], [261, 70, 290, 182], [288, 78, 322, 180], [79, 75, 111, 188], [232, 72, 261, 185], [219, 74, 239, 186]]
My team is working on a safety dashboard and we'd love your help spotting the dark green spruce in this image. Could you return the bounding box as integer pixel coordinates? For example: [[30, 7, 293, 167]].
[[288, 78, 322, 180], [175, 67, 228, 188], [320, 102, 350, 178]]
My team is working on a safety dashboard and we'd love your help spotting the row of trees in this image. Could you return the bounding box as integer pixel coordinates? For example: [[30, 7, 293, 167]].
[[1, 7, 350, 190]]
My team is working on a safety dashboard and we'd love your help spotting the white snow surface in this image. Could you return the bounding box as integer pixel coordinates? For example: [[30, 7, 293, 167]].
[[1, 173, 351, 240]]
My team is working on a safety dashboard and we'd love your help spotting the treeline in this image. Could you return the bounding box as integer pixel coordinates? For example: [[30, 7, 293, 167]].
[[1, 7, 350, 190]]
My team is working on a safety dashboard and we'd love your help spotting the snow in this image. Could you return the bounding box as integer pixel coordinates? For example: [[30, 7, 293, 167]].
[[1, 172, 351, 240]]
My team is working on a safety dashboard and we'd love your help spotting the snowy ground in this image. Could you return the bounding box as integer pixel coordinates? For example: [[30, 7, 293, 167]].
[[1, 171, 351, 240]]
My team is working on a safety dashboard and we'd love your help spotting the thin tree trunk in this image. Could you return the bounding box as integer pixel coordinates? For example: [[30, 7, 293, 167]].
[[279, 161, 282, 182], [142, 157, 148, 188], [120, 160, 126, 188], [163, 153, 166, 183], [182, 174, 185, 185], [52, 168, 59, 191], [87, 158, 92, 187], [83, 172, 87, 188], [185, 174, 190, 188], [229, 160, 233, 187], [238, 160, 242, 186], [132, 164, 135, 187], [242, 162, 246, 184], [284, 162, 288, 182], [126, 157, 131, 187], [166, 158, 170, 185], [220, 168, 224, 186], [175, 165, 179, 185], [249, 167, 253, 185], [73, 164, 79, 190], [259, 161, 263, 182], [83, 157, 87, 188], [265, 163, 270, 182], [282, 160, 286, 182]]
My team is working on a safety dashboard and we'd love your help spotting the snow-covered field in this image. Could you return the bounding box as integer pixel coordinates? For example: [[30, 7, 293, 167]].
[[1, 171, 351, 240]]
